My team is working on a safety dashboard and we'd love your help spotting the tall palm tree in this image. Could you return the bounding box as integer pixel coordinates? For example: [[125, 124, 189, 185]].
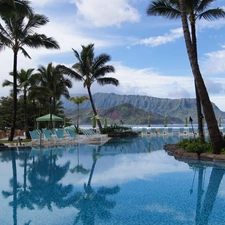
[[147, 0, 225, 141], [60, 44, 119, 132], [0, 0, 33, 51], [147, 0, 224, 153], [177, 0, 223, 153], [0, 7, 60, 140], [2, 68, 39, 138], [37, 63, 72, 129], [69, 96, 89, 133]]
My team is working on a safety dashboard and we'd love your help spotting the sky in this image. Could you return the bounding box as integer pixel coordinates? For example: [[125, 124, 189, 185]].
[[1, 0, 225, 110]]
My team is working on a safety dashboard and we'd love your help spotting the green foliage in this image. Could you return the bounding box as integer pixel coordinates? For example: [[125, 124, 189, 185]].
[[178, 138, 213, 155], [0, 96, 65, 131], [101, 125, 138, 137]]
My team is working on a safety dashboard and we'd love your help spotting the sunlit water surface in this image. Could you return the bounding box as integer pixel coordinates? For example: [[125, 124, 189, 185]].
[[0, 135, 225, 225]]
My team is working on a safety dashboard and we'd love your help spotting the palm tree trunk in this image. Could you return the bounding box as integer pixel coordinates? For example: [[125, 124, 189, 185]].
[[32, 100, 36, 129], [199, 168, 224, 225], [76, 104, 80, 133], [87, 87, 102, 131], [49, 97, 53, 129], [9, 51, 18, 141], [179, 0, 223, 154], [24, 91, 29, 138], [190, 22, 204, 141], [195, 81, 204, 140], [11, 150, 18, 225]]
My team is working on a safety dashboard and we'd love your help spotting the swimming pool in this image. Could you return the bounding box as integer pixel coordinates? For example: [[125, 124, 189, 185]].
[[0, 136, 224, 225]]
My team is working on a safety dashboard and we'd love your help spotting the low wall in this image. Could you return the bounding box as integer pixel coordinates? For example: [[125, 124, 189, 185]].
[[0, 130, 24, 139]]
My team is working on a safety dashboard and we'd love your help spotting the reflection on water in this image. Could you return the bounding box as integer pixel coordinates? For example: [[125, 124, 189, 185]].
[[0, 136, 224, 225]]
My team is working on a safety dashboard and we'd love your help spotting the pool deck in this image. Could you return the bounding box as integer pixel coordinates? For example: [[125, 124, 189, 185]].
[[0, 135, 112, 149]]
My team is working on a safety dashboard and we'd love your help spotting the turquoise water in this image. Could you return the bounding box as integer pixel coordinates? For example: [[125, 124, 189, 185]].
[[0, 136, 224, 225]]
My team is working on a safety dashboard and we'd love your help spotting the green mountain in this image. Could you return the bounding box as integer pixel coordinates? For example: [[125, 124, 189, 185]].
[[65, 103, 183, 125], [63, 93, 225, 123]]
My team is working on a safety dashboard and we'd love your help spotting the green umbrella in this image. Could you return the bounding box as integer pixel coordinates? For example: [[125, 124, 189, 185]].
[[148, 116, 151, 127], [104, 117, 107, 128], [92, 115, 96, 128], [218, 116, 222, 127], [184, 116, 188, 127], [164, 116, 167, 127]]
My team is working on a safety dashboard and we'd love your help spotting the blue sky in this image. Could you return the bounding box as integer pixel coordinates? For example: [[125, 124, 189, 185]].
[[1, 0, 225, 110]]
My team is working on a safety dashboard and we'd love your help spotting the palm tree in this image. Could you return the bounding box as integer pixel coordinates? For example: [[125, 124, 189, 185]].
[[176, 0, 223, 153], [147, 0, 224, 153], [27, 75, 49, 128], [147, 0, 225, 141], [69, 96, 89, 133], [2, 68, 39, 138], [73, 147, 120, 224], [60, 44, 119, 132], [37, 63, 72, 129], [0, 0, 33, 51], [0, 7, 60, 140]]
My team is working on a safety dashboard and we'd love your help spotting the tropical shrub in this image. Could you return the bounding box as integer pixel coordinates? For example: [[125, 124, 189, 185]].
[[178, 137, 213, 155]]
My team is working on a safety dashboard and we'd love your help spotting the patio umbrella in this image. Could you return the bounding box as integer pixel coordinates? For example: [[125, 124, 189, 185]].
[[148, 116, 151, 127], [36, 114, 64, 129], [104, 117, 107, 128], [218, 116, 222, 127], [92, 115, 96, 128], [184, 116, 188, 127], [164, 116, 167, 127]]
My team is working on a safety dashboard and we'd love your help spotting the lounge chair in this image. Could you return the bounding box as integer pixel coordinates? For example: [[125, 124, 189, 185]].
[[54, 128, 71, 144], [65, 129, 85, 143], [158, 128, 166, 135], [150, 128, 156, 135], [80, 128, 108, 142], [178, 128, 188, 136], [141, 128, 151, 136], [166, 128, 173, 135], [42, 129, 56, 145], [29, 130, 43, 146]]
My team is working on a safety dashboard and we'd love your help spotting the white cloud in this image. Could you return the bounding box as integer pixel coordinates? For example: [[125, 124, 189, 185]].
[[202, 45, 225, 75], [136, 27, 183, 47], [204, 79, 224, 94], [71, 0, 141, 27], [199, 18, 225, 30], [68, 62, 196, 101], [145, 203, 194, 223]]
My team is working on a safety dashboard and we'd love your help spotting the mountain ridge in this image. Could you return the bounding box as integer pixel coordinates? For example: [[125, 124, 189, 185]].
[[63, 92, 225, 122]]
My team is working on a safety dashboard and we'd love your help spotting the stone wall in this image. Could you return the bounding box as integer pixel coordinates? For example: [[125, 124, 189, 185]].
[[0, 130, 24, 139]]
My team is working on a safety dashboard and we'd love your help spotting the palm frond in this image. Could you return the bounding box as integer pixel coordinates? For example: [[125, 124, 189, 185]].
[[2, 79, 13, 87], [19, 46, 31, 58], [147, 0, 180, 19], [199, 9, 225, 20], [94, 65, 115, 78], [23, 33, 59, 49], [59, 65, 83, 81], [197, 0, 214, 12], [24, 14, 49, 33], [93, 54, 111, 70], [97, 77, 119, 86]]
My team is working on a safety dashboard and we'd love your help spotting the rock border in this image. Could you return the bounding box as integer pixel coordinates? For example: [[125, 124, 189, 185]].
[[164, 144, 225, 168]]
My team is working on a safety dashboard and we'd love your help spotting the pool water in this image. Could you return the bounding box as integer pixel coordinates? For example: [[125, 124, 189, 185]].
[[0, 136, 224, 225]]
